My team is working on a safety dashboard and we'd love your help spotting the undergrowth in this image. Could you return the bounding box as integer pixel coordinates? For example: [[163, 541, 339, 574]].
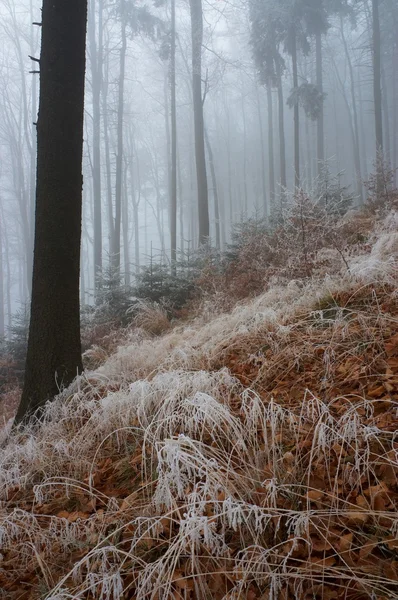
[[0, 195, 398, 599], [0, 206, 397, 598]]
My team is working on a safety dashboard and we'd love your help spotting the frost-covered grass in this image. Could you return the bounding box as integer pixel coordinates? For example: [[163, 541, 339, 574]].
[[0, 213, 397, 599]]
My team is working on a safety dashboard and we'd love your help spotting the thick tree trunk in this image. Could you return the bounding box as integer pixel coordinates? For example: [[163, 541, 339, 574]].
[[16, 0, 87, 423], [170, 0, 177, 272], [189, 0, 209, 244], [315, 30, 324, 177]]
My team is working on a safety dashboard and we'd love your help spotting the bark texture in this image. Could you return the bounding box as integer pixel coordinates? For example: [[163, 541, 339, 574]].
[[189, 0, 209, 244], [15, 0, 87, 423]]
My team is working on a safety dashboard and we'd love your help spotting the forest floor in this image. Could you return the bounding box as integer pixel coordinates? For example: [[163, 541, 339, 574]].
[[0, 208, 397, 599]]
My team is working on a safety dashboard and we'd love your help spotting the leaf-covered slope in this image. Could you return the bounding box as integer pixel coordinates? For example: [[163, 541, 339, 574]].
[[0, 215, 397, 600]]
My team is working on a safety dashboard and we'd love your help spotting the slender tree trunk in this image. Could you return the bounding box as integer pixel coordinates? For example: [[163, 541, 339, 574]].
[[131, 138, 141, 275], [339, 20, 363, 202], [381, 66, 391, 160], [241, 89, 249, 213], [3, 230, 12, 328], [122, 157, 130, 286], [204, 127, 220, 249], [291, 32, 300, 188], [177, 152, 184, 254], [255, 85, 267, 216], [189, 0, 209, 244], [315, 30, 324, 177], [267, 82, 275, 214], [357, 69, 369, 181], [275, 59, 287, 202], [305, 113, 312, 187], [393, 47, 398, 185], [102, 48, 115, 256], [113, 0, 127, 269], [88, 0, 103, 285], [16, 0, 87, 423], [372, 0, 383, 160], [0, 224, 4, 337], [170, 0, 177, 272]]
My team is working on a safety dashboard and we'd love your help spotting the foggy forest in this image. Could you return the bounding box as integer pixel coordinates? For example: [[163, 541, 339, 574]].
[[0, 0, 397, 598]]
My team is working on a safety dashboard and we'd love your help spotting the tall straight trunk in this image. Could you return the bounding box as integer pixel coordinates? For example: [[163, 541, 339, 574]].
[[340, 19, 363, 202], [177, 152, 184, 254], [204, 127, 220, 249], [88, 0, 103, 285], [0, 224, 4, 337], [393, 47, 398, 186], [102, 50, 115, 253], [3, 222, 12, 329], [315, 30, 324, 176], [372, 0, 383, 159], [381, 66, 391, 160], [291, 32, 300, 188], [122, 157, 130, 286], [275, 59, 287, 201], [189, 0, 209, 244], [305, 113, 313, 187], [132, 139, 141, 275], [241, 89, 248, 213], [267, 82, 275, 214], [29, 0, 38, 285], [170, 0, 177, 272], [113, 0, 127, 269], [16, 0, 87, 422], [357, 69, 368, 181], [255, 85, 267, 216]]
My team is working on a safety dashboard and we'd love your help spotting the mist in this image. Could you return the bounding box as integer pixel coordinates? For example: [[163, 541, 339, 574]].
[[0, 0, 396, 328]]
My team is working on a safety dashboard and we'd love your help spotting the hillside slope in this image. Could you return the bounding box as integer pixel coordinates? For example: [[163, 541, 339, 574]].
[[0, 211, 398, 600]]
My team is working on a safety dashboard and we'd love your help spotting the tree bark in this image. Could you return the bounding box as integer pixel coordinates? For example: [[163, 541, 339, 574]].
[[339, 20, 363, 202], [189, 0, 209, 244], [16, 0, 87, 423], [88, 0, 103, 286], [0, 223, 4, 337], [275, 59, 287, 202], [315, 30, 324, 177], [170, 0, 177, 272], [204, 127, 220, 249], [267, 82, 275, 214], [113, 0, 127, 270], [291, 32, 300, 188], [255, 85, 267, 217], [372, 0, 383, 160]]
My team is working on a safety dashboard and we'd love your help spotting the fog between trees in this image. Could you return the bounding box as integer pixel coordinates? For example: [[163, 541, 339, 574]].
[[0, 0, 396, 334]]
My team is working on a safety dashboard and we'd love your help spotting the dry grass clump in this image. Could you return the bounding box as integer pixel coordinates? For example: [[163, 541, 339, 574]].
[[133, 301, 172, 337], [0, 219, 397, 599]]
